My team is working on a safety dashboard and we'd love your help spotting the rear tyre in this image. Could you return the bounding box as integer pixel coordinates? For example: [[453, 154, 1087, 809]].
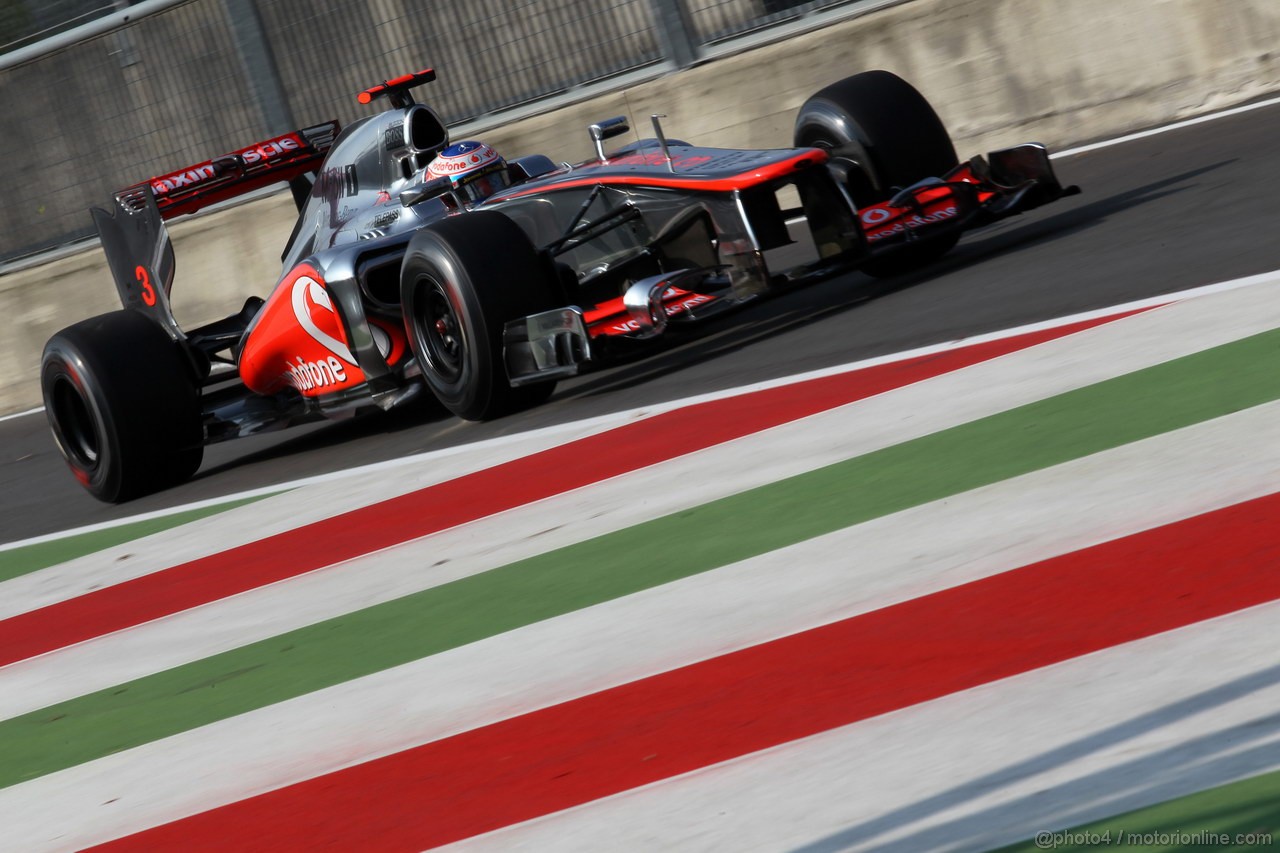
[[401, 211, 560, 421], [42, 310, 203, 502], [794, 70, 961, 276]]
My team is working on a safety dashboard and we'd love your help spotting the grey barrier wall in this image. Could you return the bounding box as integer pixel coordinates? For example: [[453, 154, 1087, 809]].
[[0, 0, 844, 263]]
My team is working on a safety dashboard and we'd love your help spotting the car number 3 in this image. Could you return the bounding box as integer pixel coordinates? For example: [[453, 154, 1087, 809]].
[[135, 265, 156, 307]]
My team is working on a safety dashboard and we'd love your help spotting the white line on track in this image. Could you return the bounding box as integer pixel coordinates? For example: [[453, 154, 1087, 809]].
[[0, 405, 43, 424], [1053, 94, 1280, 159]]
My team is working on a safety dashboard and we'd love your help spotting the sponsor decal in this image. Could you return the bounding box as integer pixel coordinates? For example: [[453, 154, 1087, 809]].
[[238, 134, 301, 165], [152, 164, 217, 195], [240, 265, 367, 397], [384, 121, 405, 151], [314, 164, 358, 200], [276, 276, 358, 391], [150, 133, 303, 195], [860, 207, 892, 225], [284, 355, 348, 391], [291, 276, 356, 364], [865, 205, 959, 243], [430, 158, 472, 176]]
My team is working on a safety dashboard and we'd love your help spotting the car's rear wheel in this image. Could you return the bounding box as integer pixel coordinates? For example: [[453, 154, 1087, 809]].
[[401, 211, 560, 420], [795, 70, 961, 276], [42, 310, 203, 502]]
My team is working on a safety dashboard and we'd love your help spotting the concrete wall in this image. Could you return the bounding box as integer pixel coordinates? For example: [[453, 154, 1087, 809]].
[[3, 0, 1278, 415]]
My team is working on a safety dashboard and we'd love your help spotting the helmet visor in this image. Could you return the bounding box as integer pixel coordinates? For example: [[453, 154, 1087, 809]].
[[455, 167, 511, 203]]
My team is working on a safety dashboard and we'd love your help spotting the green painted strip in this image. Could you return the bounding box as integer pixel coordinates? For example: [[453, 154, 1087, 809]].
[[994, 768, 1280, 851], [0, 495, 276, 583], [2, 330, 1279, 788]]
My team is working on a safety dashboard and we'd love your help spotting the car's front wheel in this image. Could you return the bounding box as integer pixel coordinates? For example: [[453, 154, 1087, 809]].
[[795, 70, 962, 277], [401, 211, 560, 421]]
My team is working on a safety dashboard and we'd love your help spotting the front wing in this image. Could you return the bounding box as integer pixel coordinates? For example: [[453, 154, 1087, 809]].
[[857, 143, 1080, 253]]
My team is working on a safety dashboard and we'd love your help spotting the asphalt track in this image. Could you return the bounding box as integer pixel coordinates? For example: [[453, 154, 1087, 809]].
[[3, 98, 1280, 543]]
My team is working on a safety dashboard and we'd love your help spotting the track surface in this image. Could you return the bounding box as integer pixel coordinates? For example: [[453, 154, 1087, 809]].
[[4, 100, 1279, 543]]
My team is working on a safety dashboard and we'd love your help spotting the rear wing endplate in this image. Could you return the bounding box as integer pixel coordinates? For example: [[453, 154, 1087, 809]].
[[113, 120, 340, 221], [91, 185, 183, 340]]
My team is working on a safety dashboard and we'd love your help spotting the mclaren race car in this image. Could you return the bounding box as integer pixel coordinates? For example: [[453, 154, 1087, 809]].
[[41, 67, 1078, 501]]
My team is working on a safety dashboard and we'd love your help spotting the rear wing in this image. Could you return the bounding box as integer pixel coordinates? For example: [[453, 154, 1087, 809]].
[[91, 120, 339, 341], [113, 120, 341, 220]]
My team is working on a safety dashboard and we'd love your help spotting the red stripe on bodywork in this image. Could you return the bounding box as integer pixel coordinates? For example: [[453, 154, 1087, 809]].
[[583, 287, 721, 337], [0, 310, 1148, 668], [496, 150, 826, 198], [95, 488, 1280, 851]]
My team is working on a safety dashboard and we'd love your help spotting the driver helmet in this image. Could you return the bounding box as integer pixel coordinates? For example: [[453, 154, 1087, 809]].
[[426, 140, 511, 204]]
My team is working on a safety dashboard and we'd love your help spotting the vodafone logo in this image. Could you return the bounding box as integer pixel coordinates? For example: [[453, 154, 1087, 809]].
[[860, 207, 892, 225], [430, 158, 475, 175], [291, 277, 356, 365], [865, 206, 960, 242]]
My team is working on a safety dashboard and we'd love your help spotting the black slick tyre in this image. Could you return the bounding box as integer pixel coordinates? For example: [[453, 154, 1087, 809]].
[[401, 211, 560, 421], [794, 70, 959, 205], [794, 70, 961, 276], [42, 310, 204, 502]]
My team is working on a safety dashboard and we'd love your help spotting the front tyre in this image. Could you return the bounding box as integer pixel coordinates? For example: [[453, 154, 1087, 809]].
[[42, 310, 203, 502], [795, 70, 961, 276], [401, 211, 560, 421], [794, 70, 958, 206]]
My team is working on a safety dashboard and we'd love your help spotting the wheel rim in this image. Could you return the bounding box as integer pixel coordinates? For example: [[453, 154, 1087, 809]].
[[805, 136, 877, 208], [50, 373, 99, 469], [416, 275, 465, 384]]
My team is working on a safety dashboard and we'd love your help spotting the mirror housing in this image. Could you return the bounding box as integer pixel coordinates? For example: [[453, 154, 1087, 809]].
[[588, 116, 630, 162]]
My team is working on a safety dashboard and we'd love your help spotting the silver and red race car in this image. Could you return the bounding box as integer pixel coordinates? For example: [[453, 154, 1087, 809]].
[[41, 67, 1077, 501]]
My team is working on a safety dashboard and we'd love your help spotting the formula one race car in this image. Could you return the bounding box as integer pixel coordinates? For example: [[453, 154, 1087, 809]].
[[41, 67, 1077, 501]]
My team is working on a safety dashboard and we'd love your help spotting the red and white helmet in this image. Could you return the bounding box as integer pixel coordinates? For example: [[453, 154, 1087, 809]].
[[426, 140, 511, 204]]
